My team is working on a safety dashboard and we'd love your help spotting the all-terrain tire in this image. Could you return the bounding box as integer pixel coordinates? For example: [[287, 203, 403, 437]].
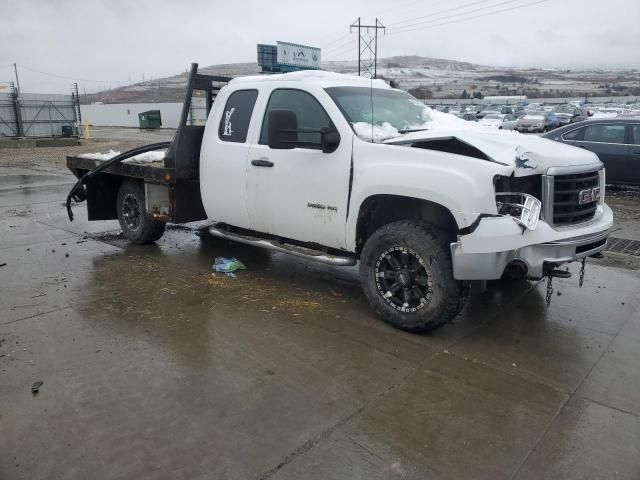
[[359, 221, 469, 333], [116, 180, 166, 244]]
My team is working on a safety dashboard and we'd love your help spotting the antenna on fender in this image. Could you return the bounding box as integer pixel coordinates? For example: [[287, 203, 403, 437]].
[[370, 75, 374, 143]]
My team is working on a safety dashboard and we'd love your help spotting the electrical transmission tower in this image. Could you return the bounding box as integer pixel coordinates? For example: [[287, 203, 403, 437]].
[[350, 18, 385, 78]]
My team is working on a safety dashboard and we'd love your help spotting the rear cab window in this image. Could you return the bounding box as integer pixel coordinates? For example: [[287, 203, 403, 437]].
[[218, 89, 259, 143]]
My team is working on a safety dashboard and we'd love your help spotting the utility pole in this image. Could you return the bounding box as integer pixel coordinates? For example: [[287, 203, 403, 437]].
[[11, 65, 24, 137], [73, 82, 82, 125], [13, 63, 21, 95], [350, 18, 385, 78]]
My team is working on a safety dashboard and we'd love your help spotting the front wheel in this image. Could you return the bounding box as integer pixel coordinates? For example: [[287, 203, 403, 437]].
[[359, 221, 469, 333], [116, 180, 166, 244]]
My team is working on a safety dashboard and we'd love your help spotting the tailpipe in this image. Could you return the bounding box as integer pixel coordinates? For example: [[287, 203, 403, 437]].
[[504, 259, 529, 279]]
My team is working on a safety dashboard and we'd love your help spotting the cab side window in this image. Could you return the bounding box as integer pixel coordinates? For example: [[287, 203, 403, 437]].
[[218, 90, 258, 143], [631, 125, 640, 145], [562, 127, 585, 141], [583, 124, 625, 144], [259, 89, 333, 147]]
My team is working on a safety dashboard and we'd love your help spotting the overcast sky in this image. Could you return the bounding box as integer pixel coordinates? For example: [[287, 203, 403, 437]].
[[1, 0, 638, 93]]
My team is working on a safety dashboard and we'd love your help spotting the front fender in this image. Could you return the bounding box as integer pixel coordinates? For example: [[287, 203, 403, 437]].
[[345, 141, 508, 251]]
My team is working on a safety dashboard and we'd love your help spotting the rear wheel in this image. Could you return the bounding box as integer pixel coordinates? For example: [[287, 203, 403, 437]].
[[359, 221, 469, 333], [116, 180, 165, 244]]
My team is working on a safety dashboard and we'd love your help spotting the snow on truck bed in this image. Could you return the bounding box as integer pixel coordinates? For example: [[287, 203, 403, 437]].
[[79, 149, 167, 165]]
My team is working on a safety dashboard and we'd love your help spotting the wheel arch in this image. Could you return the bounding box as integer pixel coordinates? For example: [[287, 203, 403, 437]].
[[353, 194, 459, 256]]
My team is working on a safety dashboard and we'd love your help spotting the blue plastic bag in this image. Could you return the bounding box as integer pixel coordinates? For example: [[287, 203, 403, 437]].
[[213, 257, 246, 274]]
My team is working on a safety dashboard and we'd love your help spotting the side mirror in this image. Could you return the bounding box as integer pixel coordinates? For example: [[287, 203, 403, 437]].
[[268, 109, 297, 150], [267, 109, 340, 153], [321, 128, 340, 154]]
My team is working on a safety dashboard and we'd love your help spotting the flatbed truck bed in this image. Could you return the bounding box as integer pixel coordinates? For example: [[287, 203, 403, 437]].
[[66, 64, 230, 225]]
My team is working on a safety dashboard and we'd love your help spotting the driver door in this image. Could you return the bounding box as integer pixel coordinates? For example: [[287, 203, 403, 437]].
[[246, 88, 352, 249]]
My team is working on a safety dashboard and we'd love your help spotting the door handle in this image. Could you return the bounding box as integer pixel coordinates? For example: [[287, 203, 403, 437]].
[[251, 158, 274, 167], [632, 150, 640, 155]]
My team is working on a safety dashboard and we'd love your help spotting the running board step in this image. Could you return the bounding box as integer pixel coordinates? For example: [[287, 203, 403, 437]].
[[208, 225, 357, 266]]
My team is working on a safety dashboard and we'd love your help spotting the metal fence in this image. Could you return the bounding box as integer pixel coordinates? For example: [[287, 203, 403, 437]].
[[0, 87, 79, 138], [0, 84, 19, 137]]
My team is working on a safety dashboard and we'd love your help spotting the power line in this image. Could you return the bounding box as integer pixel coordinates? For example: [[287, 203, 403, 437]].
[[387, 0, 552, 35], [323, 39, 358, 61], [387, 0, 490, 27], [17, 64, 130, 84], [388, 0, 524, 32], [373, 0, 451, 21], [323, 36, 357, 55], [321, 32, 351, 49]]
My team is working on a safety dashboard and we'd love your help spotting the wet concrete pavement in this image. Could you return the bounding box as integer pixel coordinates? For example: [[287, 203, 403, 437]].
[[1, 164, 640, 480]]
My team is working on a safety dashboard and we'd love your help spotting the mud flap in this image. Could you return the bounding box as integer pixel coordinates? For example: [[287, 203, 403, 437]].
[[145, 183, 171, 222]]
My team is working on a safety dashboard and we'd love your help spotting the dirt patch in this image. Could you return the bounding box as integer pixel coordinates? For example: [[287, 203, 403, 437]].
[[0, 139, 148, 170]]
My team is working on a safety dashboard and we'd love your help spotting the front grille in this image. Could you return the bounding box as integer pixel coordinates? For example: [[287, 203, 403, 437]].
[[551, 171, 600, 226]]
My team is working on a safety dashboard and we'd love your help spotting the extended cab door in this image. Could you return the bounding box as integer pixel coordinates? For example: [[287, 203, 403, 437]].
[[245, 86, 353, 249], [199, 88, 259, 228]]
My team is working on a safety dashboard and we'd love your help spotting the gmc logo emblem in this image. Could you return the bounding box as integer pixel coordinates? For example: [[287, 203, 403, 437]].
[[578, 187, 601, 205]]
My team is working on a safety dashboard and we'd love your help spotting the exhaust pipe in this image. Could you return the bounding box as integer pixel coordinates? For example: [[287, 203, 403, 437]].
[[504, 259, 529, 279]]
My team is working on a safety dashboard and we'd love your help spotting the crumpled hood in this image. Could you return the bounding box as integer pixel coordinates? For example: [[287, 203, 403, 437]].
[[383, 129, 601, 176]]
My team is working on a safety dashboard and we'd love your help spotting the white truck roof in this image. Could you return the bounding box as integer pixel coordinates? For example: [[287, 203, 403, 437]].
[[229, 70, 391, 89]]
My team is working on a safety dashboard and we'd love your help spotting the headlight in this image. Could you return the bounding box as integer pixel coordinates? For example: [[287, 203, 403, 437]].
[[598, 169, 605, 206], [496, 193, 541, 230]]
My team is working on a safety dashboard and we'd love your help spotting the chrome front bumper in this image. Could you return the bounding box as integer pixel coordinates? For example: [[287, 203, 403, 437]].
[[450, 204, 613, 280], [451, 229, 608, 280]]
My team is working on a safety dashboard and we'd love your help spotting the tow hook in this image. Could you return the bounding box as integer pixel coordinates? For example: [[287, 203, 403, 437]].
[[543, 265, 571, 308], [543, 266, 572, 279]]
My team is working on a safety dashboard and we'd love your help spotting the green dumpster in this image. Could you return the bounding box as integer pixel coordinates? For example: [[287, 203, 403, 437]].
[[138, 110, 162, 130]]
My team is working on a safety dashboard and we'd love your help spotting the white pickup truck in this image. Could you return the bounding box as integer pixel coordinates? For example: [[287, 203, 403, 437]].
[[67, 64, 612, 333]]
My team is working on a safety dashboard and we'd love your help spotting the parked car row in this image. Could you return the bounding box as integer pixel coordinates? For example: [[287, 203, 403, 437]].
[[433, 100, 640, 130]]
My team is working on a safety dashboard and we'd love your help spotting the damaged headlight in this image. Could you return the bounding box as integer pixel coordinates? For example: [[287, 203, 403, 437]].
[[495, 193, 541, 230]]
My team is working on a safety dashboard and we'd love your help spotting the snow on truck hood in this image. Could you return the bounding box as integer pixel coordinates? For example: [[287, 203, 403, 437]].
[[383, 128, 601, 175]]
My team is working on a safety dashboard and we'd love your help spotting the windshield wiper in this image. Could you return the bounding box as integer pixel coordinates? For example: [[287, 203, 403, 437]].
[[398, 128, 429, 134]]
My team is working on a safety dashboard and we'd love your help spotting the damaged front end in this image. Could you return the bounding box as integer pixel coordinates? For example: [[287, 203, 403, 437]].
[[451, 162, 611, 281], [383, 128, 612, 281]]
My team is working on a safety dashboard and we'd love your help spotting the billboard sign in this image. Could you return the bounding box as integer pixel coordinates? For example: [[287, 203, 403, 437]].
[[276, 41, 321, 70]]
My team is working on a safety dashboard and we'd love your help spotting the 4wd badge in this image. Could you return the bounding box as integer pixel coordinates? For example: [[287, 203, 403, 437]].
[[578, 187, 601, 205]]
